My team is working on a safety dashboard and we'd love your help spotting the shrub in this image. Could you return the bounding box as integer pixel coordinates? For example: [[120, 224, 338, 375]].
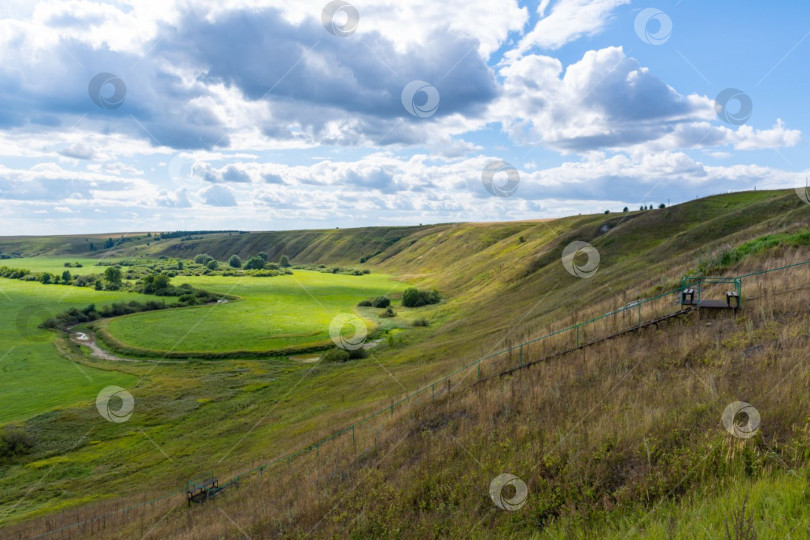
[[207, 260, 218, 270], [371, 296, 390, 308], [280, 255, 291, 267], [357, 300, 372, 307], [244, 256, 266, 270], [321, 347, 350, 363], [257, 252, 269, 262], [194, 254, 213, 265], [401, 287, 440, 308], [348, 347, 367, 359], [380, 306, 396, 318], [413, 318, 429, 327], [0, 428, 34, 459], [228, 255, 242, 268]]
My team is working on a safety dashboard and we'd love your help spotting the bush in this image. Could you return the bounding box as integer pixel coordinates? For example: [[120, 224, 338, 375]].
[[321, 347, 350, 363], [244, 256, 266, 270], [0, 428, 34, 459], [413, 318, 429, 327], [207, 260, 218, 270], [194, 254, 213, 265], [280, 255, 291, 267], [380, 306, 396, 318], [371, 296, 390, 308], [357, 299, 373, 307], [401, 287, 441, 308], [228, 255, 242, 268]]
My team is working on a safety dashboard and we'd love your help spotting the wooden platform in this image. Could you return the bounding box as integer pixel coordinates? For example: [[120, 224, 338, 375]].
[[683, 300, 736, 309]]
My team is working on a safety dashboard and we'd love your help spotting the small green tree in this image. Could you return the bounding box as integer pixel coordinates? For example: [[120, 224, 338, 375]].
[[94, 279, 103, 290], [61, 270, 72, 284], [40, 273, 52, 284], [104, 266, 122, 287], [623, 207, 629, 212], [279, 255, 291, 267], [659, 203, 666, 209], [177, 261, 184, 270], [228, 255, 242, 268], [207, 260, 218, 270], [257, 251, 269, 262], [244, 256, 265, 270]]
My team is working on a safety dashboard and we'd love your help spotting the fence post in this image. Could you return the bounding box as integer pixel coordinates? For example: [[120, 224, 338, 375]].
[[519, 345, 523, 366], [637, 303, 642, 328], [432, 383, 435, 400], [390, 404, 394, 418], [477, 360, 481, 380], [576, 324, 579, 347]]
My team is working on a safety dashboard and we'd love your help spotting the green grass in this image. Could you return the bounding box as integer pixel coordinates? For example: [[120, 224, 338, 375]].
[[540, 471, 810, 538], [0, 279, 168, 425], [102, 270, 408, 354], [1, 257, 107, 275]]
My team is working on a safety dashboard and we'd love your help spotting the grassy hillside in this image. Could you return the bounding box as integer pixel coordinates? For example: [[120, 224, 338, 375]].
[[4, 189, 810, 537]]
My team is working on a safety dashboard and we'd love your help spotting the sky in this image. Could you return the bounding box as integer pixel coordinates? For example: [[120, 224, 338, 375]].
[[0, 0, 808, 234]]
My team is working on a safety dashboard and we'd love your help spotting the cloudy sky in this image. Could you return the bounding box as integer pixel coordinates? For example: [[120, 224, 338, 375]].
[[0, 0, 807, 234]]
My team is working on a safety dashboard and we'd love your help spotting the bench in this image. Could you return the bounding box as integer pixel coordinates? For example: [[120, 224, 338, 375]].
[[726, 291, 740, 308], [681, 288, 695, 305], [187, 474, 220, 506]]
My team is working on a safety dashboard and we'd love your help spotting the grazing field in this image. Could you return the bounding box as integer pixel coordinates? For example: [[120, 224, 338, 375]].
[[101, 270, 409, 354]]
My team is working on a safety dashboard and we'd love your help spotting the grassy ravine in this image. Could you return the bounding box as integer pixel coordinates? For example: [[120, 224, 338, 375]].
[[2, 189, 810, 537]]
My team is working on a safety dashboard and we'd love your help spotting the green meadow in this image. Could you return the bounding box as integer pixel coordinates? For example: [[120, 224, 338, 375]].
[[0, 279, 165, 424], [102, 270, 408, 354]]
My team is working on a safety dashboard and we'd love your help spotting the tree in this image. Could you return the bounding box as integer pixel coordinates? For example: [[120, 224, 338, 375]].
[[40, 273, 52, 284], [659, 203, 666, 209], [177, 261, 184, 270], [194, 254, 213, 265], [372, 296, 390, 308], [604, 210, 610, 214], [257, 252, 269, 262], [104, 266, 122, 286], [207, 260, 218, 270], [228, 255, 242, 268], [94, 279, 103, 290], [104, 238, 114, 249], [623, 207, 629, 212], [244, 256, 265, 270], [279, 255, 291, 267], [61, 270, 71, 284], [89, 242, 96, 251]]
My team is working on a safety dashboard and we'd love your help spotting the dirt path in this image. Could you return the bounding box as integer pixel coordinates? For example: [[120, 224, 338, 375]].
[[69, 328, 135, 363]]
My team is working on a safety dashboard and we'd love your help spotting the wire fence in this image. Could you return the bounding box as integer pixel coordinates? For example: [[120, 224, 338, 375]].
[[27, 256, 810, 538]]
